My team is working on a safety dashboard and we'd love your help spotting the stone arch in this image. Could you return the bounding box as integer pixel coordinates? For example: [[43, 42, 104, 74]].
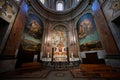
[[51, 22, 70, 32]]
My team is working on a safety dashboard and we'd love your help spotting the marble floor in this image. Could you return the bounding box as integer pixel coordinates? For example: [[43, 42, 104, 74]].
[[1, 70, 113, 80]]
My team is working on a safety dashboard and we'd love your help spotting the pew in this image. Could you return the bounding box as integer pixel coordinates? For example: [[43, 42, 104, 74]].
[[100, 72, 120, 78], [16, 62, 42, 72], [79, 64, 112, 72], [71, 64, 120, 78]]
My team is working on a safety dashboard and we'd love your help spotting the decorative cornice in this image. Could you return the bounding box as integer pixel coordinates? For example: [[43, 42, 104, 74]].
[[26, 0, 89, 21]]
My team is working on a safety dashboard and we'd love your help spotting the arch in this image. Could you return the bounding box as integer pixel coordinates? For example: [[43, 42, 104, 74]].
[[27, 13, 44, 28], [75, 10, 93, 28], [51, 22, 70, 32]]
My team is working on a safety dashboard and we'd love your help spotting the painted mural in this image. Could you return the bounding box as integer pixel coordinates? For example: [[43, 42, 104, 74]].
[[52, 26, 68, 48], [77, 13, 102, 52], [20, 14, 43, 52]]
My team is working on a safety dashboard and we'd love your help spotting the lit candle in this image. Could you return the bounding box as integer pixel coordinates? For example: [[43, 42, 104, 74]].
[[71, 52, 73, 58], [47, 52, 50, 58]]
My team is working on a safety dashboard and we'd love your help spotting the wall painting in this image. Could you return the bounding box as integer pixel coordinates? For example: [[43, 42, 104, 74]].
[[20, 14, 43, 52], [77, 13, 103, 52]]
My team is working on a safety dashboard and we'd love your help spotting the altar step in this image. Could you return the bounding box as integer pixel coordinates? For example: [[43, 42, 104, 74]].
[[42, 61, 81, 69], [52, 62, 68, 70]]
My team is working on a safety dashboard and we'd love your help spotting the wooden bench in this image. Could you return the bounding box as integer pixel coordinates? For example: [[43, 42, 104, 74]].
[[100, 72, 120, 78], [16, 62, 42, 72], [71, 64, 120, 78], [80, 64, 109, 68], [80, 64, 112, 72]]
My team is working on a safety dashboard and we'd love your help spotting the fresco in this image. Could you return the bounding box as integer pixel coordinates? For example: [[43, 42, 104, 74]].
[[52, 26, 68, 48], [77, 13, 102, 52], [20, 14, 43, 52]]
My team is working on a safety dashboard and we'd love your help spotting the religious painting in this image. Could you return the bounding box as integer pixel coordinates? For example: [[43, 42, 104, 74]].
[[52, 26, 68, 48], [52, 26, 68, 61], [20, 14, 43, 52], [77, 13, 103, 52]]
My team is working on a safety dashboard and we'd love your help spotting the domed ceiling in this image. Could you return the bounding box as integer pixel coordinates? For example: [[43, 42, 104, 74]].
[[27, 0, 90, 21], [38, 0, 81, 12]]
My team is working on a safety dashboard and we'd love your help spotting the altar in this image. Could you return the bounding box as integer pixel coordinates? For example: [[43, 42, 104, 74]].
[[53, 52, 67, 62], [52, 41, 68, 62]]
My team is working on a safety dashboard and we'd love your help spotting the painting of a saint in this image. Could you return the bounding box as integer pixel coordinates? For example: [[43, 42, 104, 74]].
[[20, 14, 43, 52], [77, 13, 102, 51], [28, 20, 41, 38], [79, 19, 93, 39], [52, 26, 67, 48]]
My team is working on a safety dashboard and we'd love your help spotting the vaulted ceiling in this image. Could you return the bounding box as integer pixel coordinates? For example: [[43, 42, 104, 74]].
[[26, 0, 91, 21]]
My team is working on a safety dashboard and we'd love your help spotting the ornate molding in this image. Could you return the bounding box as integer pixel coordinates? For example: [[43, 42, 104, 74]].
[[111, 1, 120, 11], [109, 0, 120, 16]]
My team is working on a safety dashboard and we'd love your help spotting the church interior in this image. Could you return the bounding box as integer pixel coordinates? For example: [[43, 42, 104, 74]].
[[0, 0, 120, 80]]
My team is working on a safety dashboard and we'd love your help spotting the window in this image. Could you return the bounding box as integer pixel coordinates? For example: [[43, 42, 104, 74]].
[[76, 0, 80, 2], [56, 1, 64, 11], [40, 0, 45, 4], [14, 0, 21, 4]]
